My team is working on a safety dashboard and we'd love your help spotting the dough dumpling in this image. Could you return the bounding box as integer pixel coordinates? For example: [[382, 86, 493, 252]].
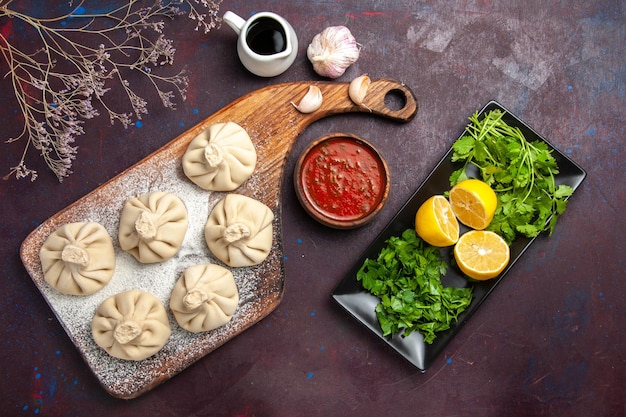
[[39, 222, 115, 295], [118, 191, 188, 263], [182, 122, 257, 191], [204, 194, 274, 267], [170, 264, 239, 333], [92, 290, 171, 361]]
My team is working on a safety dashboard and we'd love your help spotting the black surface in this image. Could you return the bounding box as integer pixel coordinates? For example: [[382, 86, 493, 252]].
[[332, 101, 587, 370]]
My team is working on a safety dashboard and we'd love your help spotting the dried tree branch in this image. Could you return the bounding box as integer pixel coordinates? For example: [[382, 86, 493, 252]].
[[0, 0, 222, 181]]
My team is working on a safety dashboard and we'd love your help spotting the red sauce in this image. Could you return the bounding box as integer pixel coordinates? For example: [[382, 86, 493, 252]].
[[299, 137, 386, 221]]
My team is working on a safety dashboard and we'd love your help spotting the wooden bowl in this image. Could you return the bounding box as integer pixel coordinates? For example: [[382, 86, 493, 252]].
[[294, 133, 391, 229]]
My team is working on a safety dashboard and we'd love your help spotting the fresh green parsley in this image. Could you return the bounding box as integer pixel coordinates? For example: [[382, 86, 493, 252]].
[[356, 229, 473, 344], [450, 109, 574, 244]]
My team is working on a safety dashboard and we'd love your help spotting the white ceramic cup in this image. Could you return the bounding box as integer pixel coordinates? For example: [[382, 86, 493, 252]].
[[223, 11, 298, 77]]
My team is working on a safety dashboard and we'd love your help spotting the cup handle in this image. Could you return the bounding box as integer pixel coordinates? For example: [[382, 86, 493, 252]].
[[222, 11, 246, 35]]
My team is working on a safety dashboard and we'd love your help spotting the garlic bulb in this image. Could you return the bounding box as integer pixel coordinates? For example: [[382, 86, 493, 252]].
[[307, 26, 360, 79], [348, 74, 371, 107], [291, 85, 323, 113]]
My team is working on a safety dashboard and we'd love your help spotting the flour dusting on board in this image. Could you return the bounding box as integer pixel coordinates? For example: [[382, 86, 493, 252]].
[[21, 143, 285, 399]]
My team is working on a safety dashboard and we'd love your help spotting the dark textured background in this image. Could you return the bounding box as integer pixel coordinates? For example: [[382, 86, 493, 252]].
[[1, 1, 624, 416]]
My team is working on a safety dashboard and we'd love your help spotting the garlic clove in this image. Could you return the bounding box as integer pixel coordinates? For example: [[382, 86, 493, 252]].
[[349, 74, 371, 107], [291, 85, 323, 113], [307, 26, 360, 79]]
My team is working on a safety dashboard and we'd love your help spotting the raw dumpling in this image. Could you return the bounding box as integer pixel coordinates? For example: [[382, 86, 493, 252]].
[[170, 264, 239, 333], [92, 290, 171, 361], [118, 191, 188, 263], [182, 121, 257, 191], [39, 222, 115, 295], [204, 194, 274, 267]]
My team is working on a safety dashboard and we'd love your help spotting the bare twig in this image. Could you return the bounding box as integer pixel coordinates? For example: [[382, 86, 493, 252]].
[[0, 0, 222, 181]]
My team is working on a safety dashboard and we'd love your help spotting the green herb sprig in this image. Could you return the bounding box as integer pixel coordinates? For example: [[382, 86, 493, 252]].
[[356, 229, 473, 344], [450, 109, 574, 244]]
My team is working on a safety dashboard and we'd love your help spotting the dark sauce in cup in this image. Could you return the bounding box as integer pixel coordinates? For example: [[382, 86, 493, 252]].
[[246, 17, 287, 55]]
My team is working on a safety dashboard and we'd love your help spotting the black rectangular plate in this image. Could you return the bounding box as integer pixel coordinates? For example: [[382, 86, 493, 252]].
[[331, 100, 587, 371]]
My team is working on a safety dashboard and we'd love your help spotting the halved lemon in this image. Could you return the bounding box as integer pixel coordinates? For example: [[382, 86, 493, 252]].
[[453, 230, 510, 280], [449, 179, 497, 230], [415, 195, 459, 247]]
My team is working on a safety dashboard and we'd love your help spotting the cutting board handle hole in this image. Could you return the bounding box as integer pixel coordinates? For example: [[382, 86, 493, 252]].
[[384, 89, 407, 111]]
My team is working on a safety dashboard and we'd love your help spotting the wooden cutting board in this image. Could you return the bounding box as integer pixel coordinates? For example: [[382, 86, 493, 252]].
[[20, 79, 418, 399]]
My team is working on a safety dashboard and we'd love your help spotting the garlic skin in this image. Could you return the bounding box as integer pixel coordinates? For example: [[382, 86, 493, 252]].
[[307, 26, 360, 79], [349, 74, 371, 107], [291, 86, 323, 113]]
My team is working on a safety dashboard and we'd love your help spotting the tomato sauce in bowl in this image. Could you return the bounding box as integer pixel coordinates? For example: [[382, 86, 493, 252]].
[[294, 133, 390, 229]]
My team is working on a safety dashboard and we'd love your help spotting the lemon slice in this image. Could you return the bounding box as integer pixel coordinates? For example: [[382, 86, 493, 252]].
[[449, 179, 497, 230], [453, 230, 510, 280], [415, 195, 459, 247]]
